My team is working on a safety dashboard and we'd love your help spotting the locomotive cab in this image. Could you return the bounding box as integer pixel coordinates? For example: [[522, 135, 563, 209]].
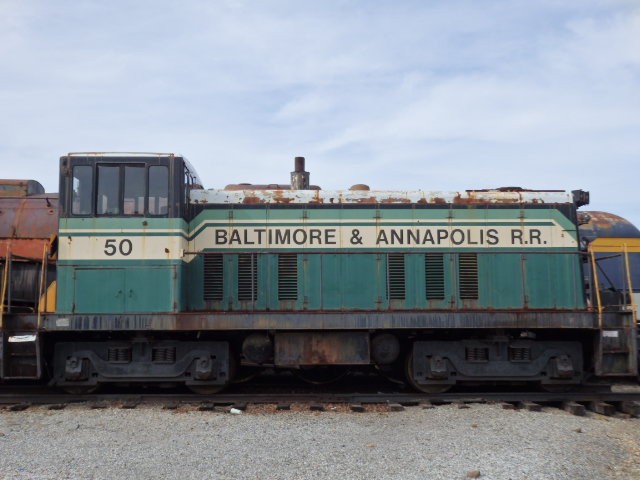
[[56, 153, 200, 314], [52, 154, 231, 393]]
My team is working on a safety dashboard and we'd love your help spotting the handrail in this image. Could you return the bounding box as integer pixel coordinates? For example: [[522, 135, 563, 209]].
[[37, 243, 48, 329], [623, 243, 637, 326], [589, 249, 603, 329], [0, 246, 10, 331]]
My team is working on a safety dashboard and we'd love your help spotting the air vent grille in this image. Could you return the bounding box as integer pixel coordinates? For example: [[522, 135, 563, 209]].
[[425, 253, 445, 300], [203, 254, 224, 301], [238, 253, 258, 301], [458, 253, 479, 300], [387, 253, 406, 300], [278, 254, 298, 300]]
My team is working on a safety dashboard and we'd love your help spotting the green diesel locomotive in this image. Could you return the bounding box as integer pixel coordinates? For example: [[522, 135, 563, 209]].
[[1, 153, 638, 393]]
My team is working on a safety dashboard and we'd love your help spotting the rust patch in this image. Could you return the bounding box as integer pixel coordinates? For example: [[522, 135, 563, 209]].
[[271, 191, 295, 204], [242, 195, 266, 204], [274, 332, 370, 365], [452, 193, 528, 205], [0, 180, 45, 197], [0, 239, 55, 261], [587, 211, 626, 230], [354, 196, 379, 204], [3, 197, 57, 237]]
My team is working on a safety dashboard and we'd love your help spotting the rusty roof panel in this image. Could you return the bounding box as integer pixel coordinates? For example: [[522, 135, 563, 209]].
[[191, 189, 575, 206], [0, 195, 58, 241], [224, 183, 321, 191], [579, 211, 640, 240], [0, 180, 45, 197]]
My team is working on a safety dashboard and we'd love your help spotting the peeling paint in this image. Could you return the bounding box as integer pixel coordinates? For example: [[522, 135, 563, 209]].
[[191, 188, 575, 206], [0, 195, 58, 261]]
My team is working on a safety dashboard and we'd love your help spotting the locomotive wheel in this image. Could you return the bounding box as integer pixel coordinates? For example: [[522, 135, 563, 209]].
[[404, 351, 452, 394], [293, 366, 347, 385], [188, 353, 238, 394]]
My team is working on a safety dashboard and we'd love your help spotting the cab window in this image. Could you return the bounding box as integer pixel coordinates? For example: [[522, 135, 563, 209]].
[[124, 165, 145, 215], [70, 160, 172, 217], [148, 166, 169, 216], [96, 165, 120, 215], [71, 165, 93, 215]]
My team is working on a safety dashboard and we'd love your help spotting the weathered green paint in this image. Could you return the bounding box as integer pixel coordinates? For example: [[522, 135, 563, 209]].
[[57, 205, 585, 314], [57, 215, 187, 314], [57, 262, 182, 313]]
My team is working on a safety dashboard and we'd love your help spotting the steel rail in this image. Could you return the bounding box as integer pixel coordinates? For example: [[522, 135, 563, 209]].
[[2, 390, 640, 407]]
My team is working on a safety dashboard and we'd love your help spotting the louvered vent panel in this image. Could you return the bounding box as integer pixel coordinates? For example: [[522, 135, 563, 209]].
[[425, 253, 445, 300], [203, 254, 224, 301], [278, 254, 298, 300], [458, 253, 479, 300], [238, 253, 258, 301], [387, 253, 406, 300]]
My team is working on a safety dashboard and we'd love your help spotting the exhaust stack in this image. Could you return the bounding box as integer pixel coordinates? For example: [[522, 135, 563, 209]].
[[290, 156, 310, 190]]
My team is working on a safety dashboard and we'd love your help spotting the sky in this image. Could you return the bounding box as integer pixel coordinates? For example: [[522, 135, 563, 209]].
[[1, 0, 639, 226]]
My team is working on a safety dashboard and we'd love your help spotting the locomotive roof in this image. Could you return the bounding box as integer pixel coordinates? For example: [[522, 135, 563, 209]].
[[66, 152, 184, 158], [59, 153, 585, 207], [190, 188, 579, 206]]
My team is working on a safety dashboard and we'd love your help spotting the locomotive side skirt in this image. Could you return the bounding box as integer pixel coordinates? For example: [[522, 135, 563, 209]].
[[42, 310, 605, 331]]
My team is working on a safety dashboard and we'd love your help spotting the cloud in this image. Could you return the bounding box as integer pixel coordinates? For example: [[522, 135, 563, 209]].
[[0, 0, 638, 226]]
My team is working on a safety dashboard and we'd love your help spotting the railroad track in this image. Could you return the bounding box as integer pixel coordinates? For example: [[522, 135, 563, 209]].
[[2, 387, 640, 417]]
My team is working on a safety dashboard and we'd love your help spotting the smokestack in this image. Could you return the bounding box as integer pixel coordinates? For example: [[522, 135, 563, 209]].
[[290, 156, 310, 190]]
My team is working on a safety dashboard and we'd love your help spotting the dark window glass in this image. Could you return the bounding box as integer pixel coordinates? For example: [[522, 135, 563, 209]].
[[149, 166, 169, 216], [96, 166, 120, 215], [123, 165, 145, 215], [72, 166, 93, 215]]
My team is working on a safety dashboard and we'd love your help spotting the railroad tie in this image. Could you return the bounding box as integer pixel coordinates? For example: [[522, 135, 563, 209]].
[[518, 401, 542, 412], [619, 401, 640, 418], [588, 401, 615, 416], [563, 401, 586, 416]]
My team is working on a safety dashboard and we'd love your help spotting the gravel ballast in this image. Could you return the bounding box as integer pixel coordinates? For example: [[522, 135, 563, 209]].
[[1, 403, 640, 479]]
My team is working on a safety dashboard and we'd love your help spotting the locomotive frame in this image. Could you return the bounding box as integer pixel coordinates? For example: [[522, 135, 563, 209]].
[[1, 153, 638, 393]]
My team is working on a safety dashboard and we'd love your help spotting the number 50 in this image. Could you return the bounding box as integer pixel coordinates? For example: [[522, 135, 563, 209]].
[[104, 239, 133, 256]]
